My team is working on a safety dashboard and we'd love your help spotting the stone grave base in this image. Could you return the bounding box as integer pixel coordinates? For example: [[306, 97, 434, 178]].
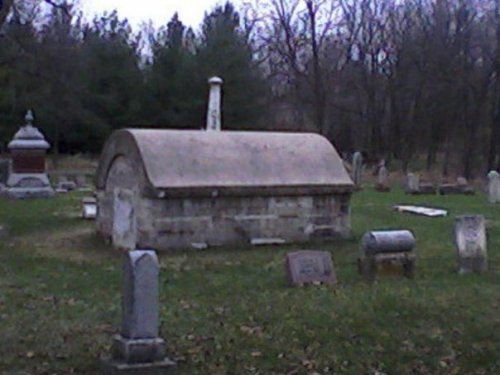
[[438, 184, 474, 195], [1, 186, 55, 199], [458, 257, 487, 274], [102, 335, 176, 374], [2, 173, 55, 199], [358, 253, 415, 282], [101, 358, 176, 375], [375, 183, 390, 192]]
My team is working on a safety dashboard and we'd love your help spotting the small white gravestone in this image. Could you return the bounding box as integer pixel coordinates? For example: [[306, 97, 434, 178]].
[[487, 171, 500, 203], [206, 76, 223, 131], [405, 173, 420, 194], [352, 151, 363, 189], [81, 197, 97, 219], [103, 250, 176, 372], [454, 215, 487, 273], [376, 160, 390, 192]]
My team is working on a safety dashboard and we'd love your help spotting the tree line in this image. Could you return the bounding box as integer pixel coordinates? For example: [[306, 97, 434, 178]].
[[1, 0, 500, 177]]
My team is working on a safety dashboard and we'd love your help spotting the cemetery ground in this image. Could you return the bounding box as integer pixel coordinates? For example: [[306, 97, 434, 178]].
[[0, 190, 498, 375]]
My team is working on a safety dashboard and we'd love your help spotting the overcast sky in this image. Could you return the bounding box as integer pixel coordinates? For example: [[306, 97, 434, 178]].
[[81, 0, 242, 29]]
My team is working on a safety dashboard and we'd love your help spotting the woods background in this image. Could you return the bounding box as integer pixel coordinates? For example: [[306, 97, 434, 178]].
[[1, 0, 500, 178]]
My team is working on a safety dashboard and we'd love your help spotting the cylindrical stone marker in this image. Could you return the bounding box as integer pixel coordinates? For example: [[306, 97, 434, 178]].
[[361, 230, 415, 255], [206, 76, 223, 131]]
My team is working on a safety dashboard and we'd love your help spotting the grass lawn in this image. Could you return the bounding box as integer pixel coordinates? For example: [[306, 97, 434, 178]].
[[0, 189, 498, 374]]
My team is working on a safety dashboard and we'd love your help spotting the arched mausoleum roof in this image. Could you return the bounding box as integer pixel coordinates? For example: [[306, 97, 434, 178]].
[[96, 129, 353, 197]]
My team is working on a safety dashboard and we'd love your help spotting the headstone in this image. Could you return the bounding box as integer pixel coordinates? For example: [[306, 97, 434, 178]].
[[358, 230, 416, 281], [405, 173, 419, 194], [102, 250, 176, 373], [487, 170, 500, 203], [57, 180, 77, 191], [456, 177, 468, 187], [454, 215, 487, 273], [75, 174, 87, 188], [2, 110, 55, 199], [285, 250, 337, 286], [352, 151, 363, 190], [82, 197, 97, 219], [206, 76, 223, 131], [375, 160, 390, 192]]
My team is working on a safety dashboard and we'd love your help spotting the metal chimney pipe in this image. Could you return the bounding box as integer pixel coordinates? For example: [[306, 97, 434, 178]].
[[206, 76, 223, 131]]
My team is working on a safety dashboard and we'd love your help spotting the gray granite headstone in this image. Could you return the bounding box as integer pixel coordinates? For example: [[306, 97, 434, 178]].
[[405, 173, 419, 194], [487, 171, 500, 203], [352, 151, 363, 189], [285, 250, 336, 286], [103, 250, 176, 373], [122, 251, 159, 339], [454, 215, 487, 273], [376, 161, 390, 192]]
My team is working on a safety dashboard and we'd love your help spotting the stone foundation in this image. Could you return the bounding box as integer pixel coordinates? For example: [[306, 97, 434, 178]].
[[97, 192, 352, 251]]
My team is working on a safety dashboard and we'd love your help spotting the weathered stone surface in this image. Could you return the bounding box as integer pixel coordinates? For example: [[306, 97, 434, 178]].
[[454, 215, 487, 273], [352, 151, 363, 189], [82, 197, 97, 219], [57, 180, 77, 191], [103, 250, 176, 374], [95, 129, 354, 250], [112, 335, 166, 363], [112, 189, 137, 251], [2, 110, 54, 199], [359, 230, 416, 281], [101, 358, 176, 375], [75, 174, 87, 187], [417, 182, 437, 195], [285, 250, 336, 286], [405, 173, 419, 194], [456, 177, 468, 186], [438, 177, 474, 195], [206, 76, 223, 131], [360, 230, 415, 254], [394, 205, 447, 217], [122, 251, 159, 339], [96, 129, 353, 196], [487, 171, 500, 203], [375, 161, 390, 192]]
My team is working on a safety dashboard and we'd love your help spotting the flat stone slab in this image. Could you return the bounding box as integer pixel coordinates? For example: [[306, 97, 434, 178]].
[[285, 250, 336, 286], [251, 237, 286, 246], [394, 205, 447, 217]]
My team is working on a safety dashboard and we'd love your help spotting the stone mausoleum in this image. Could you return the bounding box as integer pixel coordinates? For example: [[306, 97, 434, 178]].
[[1, 110, 54, 198], [95, 129, 354, 251]]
